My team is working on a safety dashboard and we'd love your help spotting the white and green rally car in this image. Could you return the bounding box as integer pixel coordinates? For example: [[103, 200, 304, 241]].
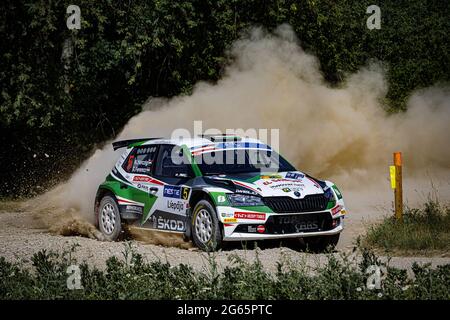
[[94, 135, 346, 251]]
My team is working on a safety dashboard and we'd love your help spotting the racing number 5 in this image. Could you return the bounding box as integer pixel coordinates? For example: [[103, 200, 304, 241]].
[[182, 187, 190, 200]]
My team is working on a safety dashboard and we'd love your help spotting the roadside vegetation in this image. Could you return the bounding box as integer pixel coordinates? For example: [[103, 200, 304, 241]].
[[0, 244, 449, 299], [362, 200, 450, 255], [1, 0, 449, 197]]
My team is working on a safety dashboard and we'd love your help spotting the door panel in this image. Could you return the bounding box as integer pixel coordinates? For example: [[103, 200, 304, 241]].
[[137, 144, 196, 232], [120, 145, 161, 224]]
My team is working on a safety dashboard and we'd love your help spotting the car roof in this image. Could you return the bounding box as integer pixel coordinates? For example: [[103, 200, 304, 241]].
[[138, 136, 269, 149]]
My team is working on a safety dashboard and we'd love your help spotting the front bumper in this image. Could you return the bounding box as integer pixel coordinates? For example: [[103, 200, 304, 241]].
[[219, 204, 345, 241], [223, 224, 343, 241]]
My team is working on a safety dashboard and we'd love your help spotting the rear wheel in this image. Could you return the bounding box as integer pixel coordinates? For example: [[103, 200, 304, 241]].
[[303, 234, 340, 253], [191, 200, 222, 251], [98, 195, 122, 241]]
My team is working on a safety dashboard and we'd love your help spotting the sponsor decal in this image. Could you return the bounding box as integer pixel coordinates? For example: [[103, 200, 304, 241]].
[[152, 216, 185, 231], [286, 172, 305, 179], [257, 225, 265, 233], [136, 183, 149, 191], [234, 212, 266, 220], [233, 181, 259, 195], [221, 212, 234, 218], [269, 183, 304, 189], [331, 205, 343, 215], [294, 191, 301, 197], [163, 185, 181, 198], [234, 188, 259, 196], [133, 175, 151, 183], [294, 221, 319, 232], [137, 146, 157, 154], [332, 185, 343, 199], [135, 159, 152, 166], [261, 174, 282, 179], [282, 188, 291, 192], [126, 155, 135, 171], [224, 218, 237, 223], [263, 178, 302, 186], [276, 216, 319, 231], [133, 175, 165, 185], [247, 225, 257, 233], [125, 205, 143, 214], [132, 167, 151, 174], [167, 200, 184, 212], [217, 195, 226, 203]]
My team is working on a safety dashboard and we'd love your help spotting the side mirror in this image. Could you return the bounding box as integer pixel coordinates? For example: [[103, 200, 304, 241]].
[[173, 166, 194, 178], [174, 172, 189, 178]]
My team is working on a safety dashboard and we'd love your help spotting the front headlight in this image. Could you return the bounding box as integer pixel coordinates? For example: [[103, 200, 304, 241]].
[[324, 187, 335, 202], [227, 194, 264, 206]]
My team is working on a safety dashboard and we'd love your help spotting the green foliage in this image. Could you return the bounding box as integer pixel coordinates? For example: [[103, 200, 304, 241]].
[[0, 244, 449, 299], [363, 200, 450, 253], [0, 0, 449, 196]]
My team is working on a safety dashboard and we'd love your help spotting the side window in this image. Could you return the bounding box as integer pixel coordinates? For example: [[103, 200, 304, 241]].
[[123, 145, 158, 174], [154, 145, 193, 178]]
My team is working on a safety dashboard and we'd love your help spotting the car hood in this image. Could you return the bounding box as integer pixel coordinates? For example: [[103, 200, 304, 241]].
[[206, 171, 324, 199]]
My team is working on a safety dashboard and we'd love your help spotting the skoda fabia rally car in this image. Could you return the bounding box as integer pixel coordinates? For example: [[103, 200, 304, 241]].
[[94, 135, 347, 251]]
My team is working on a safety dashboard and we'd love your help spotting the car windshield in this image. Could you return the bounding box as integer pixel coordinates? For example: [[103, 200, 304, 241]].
[[193, 149, 296, 175]]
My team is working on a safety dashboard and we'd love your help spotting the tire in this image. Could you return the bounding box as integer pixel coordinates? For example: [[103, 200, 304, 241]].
[[191, 200, 222, 251], [303, 234, 340, 253], [98, 195, 122, 241]]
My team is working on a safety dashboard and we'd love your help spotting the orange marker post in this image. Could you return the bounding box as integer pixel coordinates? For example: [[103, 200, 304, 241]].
[[393, 152, 403, 222]]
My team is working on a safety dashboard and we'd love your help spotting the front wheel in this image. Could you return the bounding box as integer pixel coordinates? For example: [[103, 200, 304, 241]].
[[98, 195, 122, 241], [191, 200, 222, 251], [303, 234, 340, 253]]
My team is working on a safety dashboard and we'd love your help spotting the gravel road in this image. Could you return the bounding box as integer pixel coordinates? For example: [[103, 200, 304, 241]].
[[0, 200, 448, 274]]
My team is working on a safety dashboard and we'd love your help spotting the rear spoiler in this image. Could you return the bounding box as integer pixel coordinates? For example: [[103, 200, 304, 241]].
[[112, 138, 162, 151]]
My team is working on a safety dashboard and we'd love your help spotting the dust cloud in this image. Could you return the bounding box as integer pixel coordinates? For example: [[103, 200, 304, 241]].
[[35, 25, 450, 240]]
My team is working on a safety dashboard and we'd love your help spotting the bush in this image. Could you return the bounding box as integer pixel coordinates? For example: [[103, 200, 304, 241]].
[[363, 200, 450, 253], [1, 0, 449, 197], [0, 244, 449, 299]]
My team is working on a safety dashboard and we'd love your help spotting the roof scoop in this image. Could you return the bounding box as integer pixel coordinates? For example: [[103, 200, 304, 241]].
[[199, 134, 242, 142]]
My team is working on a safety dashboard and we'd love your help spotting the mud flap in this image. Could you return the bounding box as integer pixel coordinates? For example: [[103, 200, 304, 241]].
[[183, 208, 192, 241], [119, 206, 141, 221]]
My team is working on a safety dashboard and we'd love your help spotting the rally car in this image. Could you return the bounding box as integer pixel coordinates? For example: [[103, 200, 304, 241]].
[[94, 135, 346, 251]]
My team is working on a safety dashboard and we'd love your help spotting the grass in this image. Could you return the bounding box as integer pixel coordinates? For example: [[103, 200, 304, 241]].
[[0, 243, 449, 300], [362, 199, 450, 254]]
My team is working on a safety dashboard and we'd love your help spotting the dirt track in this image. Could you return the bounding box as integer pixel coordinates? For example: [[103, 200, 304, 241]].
[[0, 200, 448, 274]]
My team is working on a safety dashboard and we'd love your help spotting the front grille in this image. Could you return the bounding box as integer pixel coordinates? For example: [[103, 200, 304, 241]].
[[267, 212, 332, 234], [263, 194, 328, 213]]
